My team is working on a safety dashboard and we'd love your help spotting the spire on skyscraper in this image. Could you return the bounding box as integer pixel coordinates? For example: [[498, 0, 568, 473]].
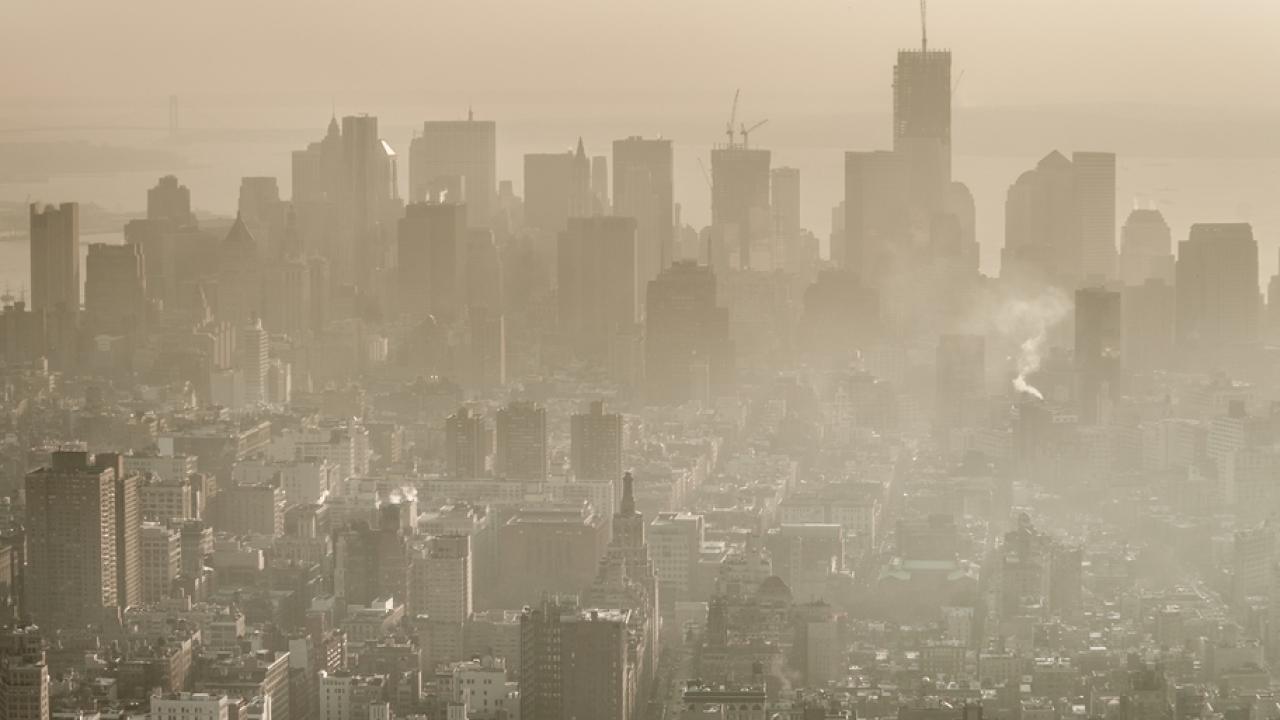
[[620, 471, 636, 517]]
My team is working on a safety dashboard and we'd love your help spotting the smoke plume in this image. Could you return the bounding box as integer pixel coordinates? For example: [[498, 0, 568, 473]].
[[995, 289, 1071, 401]]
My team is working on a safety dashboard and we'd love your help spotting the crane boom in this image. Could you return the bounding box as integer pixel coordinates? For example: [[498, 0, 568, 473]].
[[739, 119, 769, 148], [725, 89, 740, 147]]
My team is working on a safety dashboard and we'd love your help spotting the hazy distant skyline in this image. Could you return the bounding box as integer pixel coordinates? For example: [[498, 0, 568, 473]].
[[5, 1, 1279, 109]]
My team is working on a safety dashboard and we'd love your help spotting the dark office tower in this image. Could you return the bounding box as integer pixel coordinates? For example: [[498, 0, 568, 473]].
[[178, 520, 212, 577], [397, 202, 468, 321], [147, 175, 196, 228], [1119, 208, 1174, 286], [1073, 152, 1117, 283], [408, 115, 497, 226], [590, 155, 610, 214], [558, 217, 639, 356], [333, 523, 379, 607], [24, 452, 124, 628], [495, 401, 548, 481], [112, 462, 142, 610], [84, 243, 147, 336], [1001, 151, 1080, 287], [570, 400, 623, 482], [893, 46, 951, 212], [29, 203, 79, 313], [521, 602, 631, 720], [1122, 279, 1175, 373], [935, 334, 984, 438], [644, 261, 733, 406], [524, 140, 592, 235], [1075, 287, 1123, 424], [445, 407, 488, 479], [843, 151, 909, 283], [1177, 223, 1261, 351], [216, 215, 263, 325], [711, 145, 771, 270], [613, 137, 674, 291]]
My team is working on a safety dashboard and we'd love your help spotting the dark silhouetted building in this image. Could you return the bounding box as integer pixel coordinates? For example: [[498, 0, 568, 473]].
[[495, 401, 548, 481], [643, 261, 733, 406], [29, 203, 79, 314], [570, 401, 622, 482]]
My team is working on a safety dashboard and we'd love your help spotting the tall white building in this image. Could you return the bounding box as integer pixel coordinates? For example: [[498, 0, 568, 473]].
[[239, 320, 269, 407], [648, 512, 704, 602], [141, 522, 181, 603], [411, 534, 472, 669]]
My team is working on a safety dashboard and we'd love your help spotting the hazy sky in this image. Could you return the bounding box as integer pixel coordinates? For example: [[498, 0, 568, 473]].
[[5, 0, 1279, 110]]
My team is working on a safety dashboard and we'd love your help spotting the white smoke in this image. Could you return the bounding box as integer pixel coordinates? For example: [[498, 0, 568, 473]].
[[995, 289, 1071, 401]]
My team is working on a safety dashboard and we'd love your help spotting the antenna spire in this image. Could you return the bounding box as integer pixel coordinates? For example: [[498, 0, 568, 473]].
[[920, 0, 928, 51]]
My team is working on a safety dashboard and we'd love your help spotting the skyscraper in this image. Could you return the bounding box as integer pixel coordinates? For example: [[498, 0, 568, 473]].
[[524, 140, 591, 235], [520, 601, 631, 720], [843, 151, 909, 283], [24, 451, 133, 628], [216, 215, 263, 325], [570, 400, 623, 482], [84, 243, 147, 336], [495, 401, 548, 481], [1001, 151, 1083, 287], [147, 175, 196, 229], [1072, 152, 1118, 283], [340, 114, 400, 286], [1176, 223, 1260, 351], [643, 261, 733, 406], [612, 137, 674, 292], [29, 203, 80, 313], [770, 167, 800, 241], [710, 146, 771, 270], [411, 534, 472, 668], [409, 115, 497, 226], [1074, 287, 1122, 423], [238, 320, 269, 407], [445, 408, 488, 479], [398, 201, 468, 321], [1119, 208, 1174, 286], [557, 216, 639, 357], [893, 46, 951, 212]]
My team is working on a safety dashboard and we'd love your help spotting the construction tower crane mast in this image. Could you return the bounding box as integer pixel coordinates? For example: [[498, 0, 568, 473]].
[[725, 89, 740, 147]]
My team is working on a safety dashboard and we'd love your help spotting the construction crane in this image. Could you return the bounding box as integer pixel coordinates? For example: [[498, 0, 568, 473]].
[[920, 0, 928, 52], [952, 69, 965, 97], [725, 89, 740, 147], [739, 119, 768, 149]]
